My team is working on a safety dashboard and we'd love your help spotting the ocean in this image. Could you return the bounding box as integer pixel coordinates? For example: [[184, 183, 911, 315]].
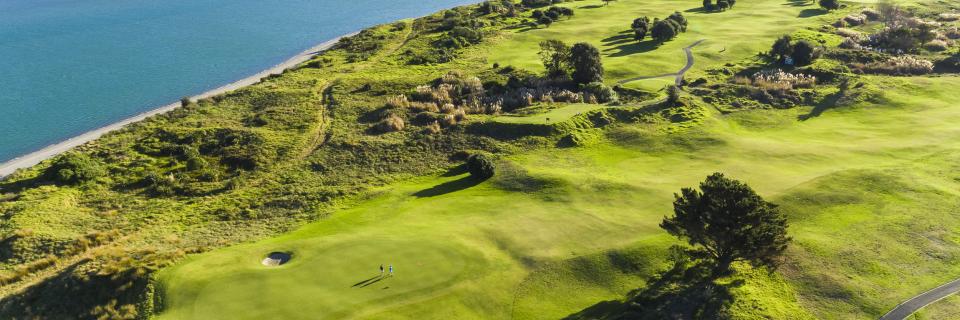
[[0, 0, 476, 163]]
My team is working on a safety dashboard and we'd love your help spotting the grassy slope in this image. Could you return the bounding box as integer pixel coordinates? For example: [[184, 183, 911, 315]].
[[158, 75, 960, 319]]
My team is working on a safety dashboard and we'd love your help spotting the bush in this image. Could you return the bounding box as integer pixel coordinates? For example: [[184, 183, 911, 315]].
[[819, 0, 840, 11], [924, 39, 950, 51], [855, 55, 934, 75], [466, 154, 495, 179], [45, 152, 106, 185], [375, 114, 405, 133], [790, 40, 818, 66], [581, 82, 618, 103], [651, 18, 680, 42]]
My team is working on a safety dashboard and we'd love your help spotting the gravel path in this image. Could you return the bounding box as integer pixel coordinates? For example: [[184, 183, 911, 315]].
[[0, 32, 356, 179], [617, 39, 707, 86], [879, 278, 960, 320]]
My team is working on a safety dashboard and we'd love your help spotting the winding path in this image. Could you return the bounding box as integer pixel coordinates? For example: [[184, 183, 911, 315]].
[[879, 278, 960, 320], [617, 39, 707, 86]]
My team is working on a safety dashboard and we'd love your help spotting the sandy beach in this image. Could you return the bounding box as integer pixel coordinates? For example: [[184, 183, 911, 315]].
[[0, 32, 356, 179]]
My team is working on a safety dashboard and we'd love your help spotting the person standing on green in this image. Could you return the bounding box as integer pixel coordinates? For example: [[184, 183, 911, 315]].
[[380, 264, 384, 277], [389, 264, 394, 276]]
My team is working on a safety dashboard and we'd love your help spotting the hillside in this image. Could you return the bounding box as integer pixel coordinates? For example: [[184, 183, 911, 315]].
[[2, 0, 960, 319]]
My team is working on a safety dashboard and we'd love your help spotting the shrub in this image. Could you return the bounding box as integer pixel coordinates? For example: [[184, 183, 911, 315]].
[[538, 16, 554, 27], [466, 154, 495, 179], [835, 28, 862, 39], [749, 69, 817, 90], [819, 0, 840, 11], [376, 114, 405, 133], [924, 39, 950, 51], [857, 56, 934, 75], [842, 14, 867, 26], [939, 13, 960, 22], [581, 82, 618, 103], [180, 97, 192, 107], [862, 8, 881, 21], [666, 85, 681, 105], [45, 152, 106, 185], [385, 95, 409, 108], [839, 37, 862, 49], [790, 40, 818, 66]]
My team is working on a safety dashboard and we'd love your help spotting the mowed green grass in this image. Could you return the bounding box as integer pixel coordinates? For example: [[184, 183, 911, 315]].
[[493, 103, 607, 123], [157, 76, 960, 319], [484, 0, 839, 83]]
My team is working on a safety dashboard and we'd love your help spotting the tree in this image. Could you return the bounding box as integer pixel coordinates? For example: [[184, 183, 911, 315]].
[[538, 39, 571, 77], [466, 154, 495, 179], [717, 0, 730, 10], [531, 9, 544, 18], [791, 40, 817, 66], [602, 0, 617, 5], [569, 42, 604, 84], [632, 17, 651, 41], [651, 18, 679, 42], [538, 16, 554, 27], [819, 0, 840, 11], [660, 173, 791, 275], [545, 9, 560, 20], [703, 0, 712, 9], [666, 85, 681, 105], [667, 12, 687, 32], [770, 35, 793, 62]]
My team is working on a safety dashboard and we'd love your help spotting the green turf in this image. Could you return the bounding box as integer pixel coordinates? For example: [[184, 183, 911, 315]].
[[157, 76, 960, 319], [493, 103, 608, 124], [483, 0, 842, 84]]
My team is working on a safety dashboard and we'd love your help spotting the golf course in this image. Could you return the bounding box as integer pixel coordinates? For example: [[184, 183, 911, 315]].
[[1, 0, 960, 318]]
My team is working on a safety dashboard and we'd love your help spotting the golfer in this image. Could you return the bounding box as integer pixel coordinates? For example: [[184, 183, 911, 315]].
[[380, 264, 384, 276], [389, 264, 394, 276]]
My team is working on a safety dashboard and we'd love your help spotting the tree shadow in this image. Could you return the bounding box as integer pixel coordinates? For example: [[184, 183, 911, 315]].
[[564, 261, 740, 320], [798, 8, 826, 17], [784, 0, 813, 6], [605, 40, 660, 57], [441, 164, 468, 177], [798, 90, 842, 120], [579, 4, 604, 9], [413, 175, 482, 197], [684, 6, 723, 14]]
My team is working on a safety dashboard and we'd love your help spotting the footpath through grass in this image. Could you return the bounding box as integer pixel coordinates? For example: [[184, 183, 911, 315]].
[[158, 76, 960, 319]]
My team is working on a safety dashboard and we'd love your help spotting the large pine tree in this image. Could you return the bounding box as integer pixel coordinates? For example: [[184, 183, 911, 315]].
[[660, 172, 791, 275]]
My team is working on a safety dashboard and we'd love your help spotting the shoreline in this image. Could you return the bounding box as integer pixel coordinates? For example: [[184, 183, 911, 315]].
[[0, 31, 357, 179]]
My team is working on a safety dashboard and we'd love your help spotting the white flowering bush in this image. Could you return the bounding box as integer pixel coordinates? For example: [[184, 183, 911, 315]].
[[744, 69, 817, 90]]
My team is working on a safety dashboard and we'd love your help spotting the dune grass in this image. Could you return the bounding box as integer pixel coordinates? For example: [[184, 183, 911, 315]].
[[157, 76, 960, 319]]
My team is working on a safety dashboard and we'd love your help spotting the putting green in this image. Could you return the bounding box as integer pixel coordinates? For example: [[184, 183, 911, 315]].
[[492, 103, 607, 124]]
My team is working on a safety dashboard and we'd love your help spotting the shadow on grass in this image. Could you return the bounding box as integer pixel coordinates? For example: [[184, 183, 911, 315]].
[[413, 175, 482, 198], [798, 8, 826, 17], [799, 90, 842, 120], [784, 0, 813, 6], [352, 275, 381, 287], [605, 40, 660, 57], [579, 4, 603, 9], [359, 276, 387, 288], [441, 164, 468, 177], [564, 262, 739, 320]]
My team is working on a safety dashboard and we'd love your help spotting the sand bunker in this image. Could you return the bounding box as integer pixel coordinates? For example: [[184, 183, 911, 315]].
[[261, 252, 292, 266]]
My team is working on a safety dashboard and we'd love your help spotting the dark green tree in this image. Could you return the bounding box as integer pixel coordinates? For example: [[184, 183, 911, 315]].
[[538, 39, 571, 77], [538, 16, 554, 27], [790, 40, 818, 66], [819, 0, 840, 10], [660, 172, 791, 275], [466, 154, 495, 179], [651, 18, 679, 42], [632, 17, 651, 41], [569, 42, 604, 84], [666, 85, 681, 105], [703, 0, 712, 9], [717, 0, 730, 10], [667, 12, 688, 32], [770, 35, 793, 62]]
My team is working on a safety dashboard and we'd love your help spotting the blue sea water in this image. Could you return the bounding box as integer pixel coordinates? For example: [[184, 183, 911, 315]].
[[0, 0, 475, 163]]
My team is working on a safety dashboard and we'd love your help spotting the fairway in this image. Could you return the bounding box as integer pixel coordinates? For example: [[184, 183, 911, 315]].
[[485, 0, 839, 83], [158, 76, 960, 319]]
